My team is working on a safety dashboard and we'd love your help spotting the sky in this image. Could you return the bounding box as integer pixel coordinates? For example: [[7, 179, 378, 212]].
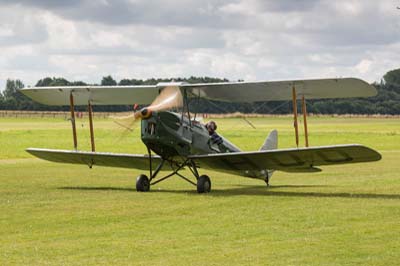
[[0, 0, 399, 89]]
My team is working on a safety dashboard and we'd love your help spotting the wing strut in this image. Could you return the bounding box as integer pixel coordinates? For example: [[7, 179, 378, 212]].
[[69, 93, 97, 152], [301, 95, 309, 147], [292, 86, 310, 148], [88, 101, 95, 152], [292, 86, 299, 147], [69, 93, 78, 150]]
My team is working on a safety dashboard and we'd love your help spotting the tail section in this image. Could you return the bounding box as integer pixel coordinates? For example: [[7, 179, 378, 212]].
[[260, 130, 278, 185], [260, 129, 278, 151]]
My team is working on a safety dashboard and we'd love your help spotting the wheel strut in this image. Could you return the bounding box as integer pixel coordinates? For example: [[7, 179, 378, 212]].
[[265, 174, 270, 187], [136, 155, 210, 193]]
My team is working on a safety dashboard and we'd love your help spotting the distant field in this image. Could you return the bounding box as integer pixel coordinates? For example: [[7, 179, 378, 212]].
[[1, 116, 400, 265]]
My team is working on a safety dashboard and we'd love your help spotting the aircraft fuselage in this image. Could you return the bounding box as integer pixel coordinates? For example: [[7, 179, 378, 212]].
[[141, 111, 240, 160]]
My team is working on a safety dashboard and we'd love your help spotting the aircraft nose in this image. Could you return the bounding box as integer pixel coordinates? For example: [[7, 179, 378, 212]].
[[134, 108, 152, 119]]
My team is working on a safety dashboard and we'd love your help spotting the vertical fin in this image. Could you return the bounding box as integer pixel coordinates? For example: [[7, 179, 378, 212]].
[[260, 130, 278, 185], [260, 129, 278, 151]]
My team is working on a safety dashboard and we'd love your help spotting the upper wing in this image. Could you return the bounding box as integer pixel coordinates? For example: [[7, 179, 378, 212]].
[[182, 78, 376, 102], [189, 144, 381, 178], [20, 85, 159, 106], [26, 148, 169, 171], [20, 78, 376, 106]]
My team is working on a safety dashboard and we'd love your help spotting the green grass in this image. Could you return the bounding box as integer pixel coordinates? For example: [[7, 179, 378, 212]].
[[1, 116, 400, 265]]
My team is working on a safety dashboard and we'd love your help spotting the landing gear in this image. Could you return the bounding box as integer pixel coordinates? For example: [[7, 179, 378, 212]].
[[264, 173, 270, 187], [197, 175, 211, 193], [140, 150, 212, 193], [136, 174, 150, 192]]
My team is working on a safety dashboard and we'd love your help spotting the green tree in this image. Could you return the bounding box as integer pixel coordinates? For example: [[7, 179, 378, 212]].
[[4, 79, 23, 99], [2, 79, 31, 109], [36, 77, 71, 86], [0, 90, 4, 108], [101, 75, 117, 86], [383, 68, 400, 94], [383, 68, 400, 86], [118, 79, 144, 85], [2, 70, 400, 114], [35, 77, 54, 86]]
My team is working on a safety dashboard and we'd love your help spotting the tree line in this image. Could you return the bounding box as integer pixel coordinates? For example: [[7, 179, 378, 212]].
[[1, 69, 400, 114]]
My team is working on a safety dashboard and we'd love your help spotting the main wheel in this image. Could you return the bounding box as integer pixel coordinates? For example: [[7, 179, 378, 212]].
[[136, 174, 150, 192], [197, 175, 211, 193]]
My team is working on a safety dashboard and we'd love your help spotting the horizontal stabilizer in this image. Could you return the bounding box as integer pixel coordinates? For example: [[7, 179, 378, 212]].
[[284, 167, 322, 173]]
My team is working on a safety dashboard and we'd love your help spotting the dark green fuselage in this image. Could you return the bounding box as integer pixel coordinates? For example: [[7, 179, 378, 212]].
[[141, 111, 240, 160]]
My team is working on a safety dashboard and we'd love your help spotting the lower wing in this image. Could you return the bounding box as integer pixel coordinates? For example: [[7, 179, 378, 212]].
[[189, 144, 381, 178], [27, 145, 381, 179], [26, 148, 167, 171]]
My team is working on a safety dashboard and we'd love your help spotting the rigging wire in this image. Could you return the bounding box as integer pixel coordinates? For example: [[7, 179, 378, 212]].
[[201, 98, 290, 129]]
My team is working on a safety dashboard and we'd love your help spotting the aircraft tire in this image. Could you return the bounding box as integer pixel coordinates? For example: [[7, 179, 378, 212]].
[[136, 174, 150, 192], [197, 175, 211, 193]]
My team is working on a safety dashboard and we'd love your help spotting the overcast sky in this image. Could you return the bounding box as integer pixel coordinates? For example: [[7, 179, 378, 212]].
[[0, 0, 399, 89]]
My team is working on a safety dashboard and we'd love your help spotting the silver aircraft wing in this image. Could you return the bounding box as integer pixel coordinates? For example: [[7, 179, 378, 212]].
[[189, 144, 381, 178], [20, 85, 160, 105], [181, 78, 377, 102], [26, 148, 169, 171], [20, 78, 377, 106]]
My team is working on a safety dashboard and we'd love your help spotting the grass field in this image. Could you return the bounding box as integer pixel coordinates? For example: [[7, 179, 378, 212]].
[[1, 115, 400, 265]]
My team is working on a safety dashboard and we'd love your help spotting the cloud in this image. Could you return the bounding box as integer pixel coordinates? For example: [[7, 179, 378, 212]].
[[355, 59, 372, 74], [252, 0, 320, 12], [0, 0, 399, 90], [1, 0, 234, 28], [0, 7, 48, 46]]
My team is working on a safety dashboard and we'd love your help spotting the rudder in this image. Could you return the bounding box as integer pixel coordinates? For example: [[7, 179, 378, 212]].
[[260, 129, 278, 151], [260, 130, 278, 185]]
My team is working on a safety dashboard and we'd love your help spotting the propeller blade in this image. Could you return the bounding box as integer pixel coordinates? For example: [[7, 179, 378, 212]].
[[111, 85, 183, 134], [148, 86, 183, 112], [113, 120, 134, 132]]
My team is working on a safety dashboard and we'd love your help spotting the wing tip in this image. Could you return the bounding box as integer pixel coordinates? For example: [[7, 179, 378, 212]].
[[349, 144, 382, 162]]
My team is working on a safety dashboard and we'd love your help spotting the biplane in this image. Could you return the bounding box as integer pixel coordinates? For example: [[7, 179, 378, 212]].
[[21, 78, 381, 193]]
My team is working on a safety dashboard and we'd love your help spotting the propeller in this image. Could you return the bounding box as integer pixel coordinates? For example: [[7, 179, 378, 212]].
[[112, 86, 183, 131]]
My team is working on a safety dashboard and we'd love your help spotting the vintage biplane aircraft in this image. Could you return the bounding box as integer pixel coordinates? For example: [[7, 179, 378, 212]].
[[21, 78, 381, 193]]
